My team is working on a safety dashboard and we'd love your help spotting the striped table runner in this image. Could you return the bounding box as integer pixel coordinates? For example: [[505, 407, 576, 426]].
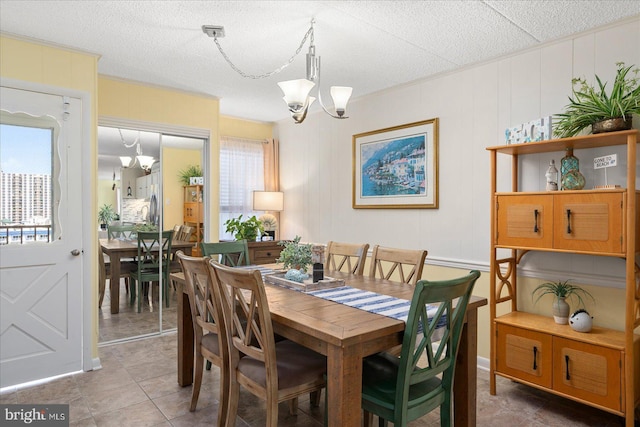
[[307, 286, 446, 338]]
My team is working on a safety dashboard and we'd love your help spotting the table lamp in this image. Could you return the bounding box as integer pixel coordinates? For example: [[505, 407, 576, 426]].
[[253, 191, 284, 240]]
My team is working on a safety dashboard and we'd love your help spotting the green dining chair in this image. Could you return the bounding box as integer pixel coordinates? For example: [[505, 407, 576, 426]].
[[200, 240, 250, 266], [361, 270, 481, 427], [107, 223, 136, 240], [129, 230, 173, 313]]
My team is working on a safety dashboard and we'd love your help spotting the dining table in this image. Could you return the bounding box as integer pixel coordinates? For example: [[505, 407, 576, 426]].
[[172, 265, 487, 427], [100, 238, 194, 314]]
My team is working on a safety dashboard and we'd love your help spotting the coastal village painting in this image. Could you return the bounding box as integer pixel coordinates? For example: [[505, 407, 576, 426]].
[[360, 134, 427, 198]]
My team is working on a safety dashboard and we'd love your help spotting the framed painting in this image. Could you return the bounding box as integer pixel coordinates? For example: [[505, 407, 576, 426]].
[[352, 118, 438, 209]]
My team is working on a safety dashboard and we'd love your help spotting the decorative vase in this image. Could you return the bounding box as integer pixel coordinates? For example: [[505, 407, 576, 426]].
[[560, 148, 585, 190], [561, 169, 586, 190], [591, 116, 632, 134], [552, 297, 570, 324], [545, 159, 558, 191]]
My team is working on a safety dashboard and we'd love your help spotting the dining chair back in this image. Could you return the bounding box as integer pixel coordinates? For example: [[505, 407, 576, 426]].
[[129, 230, 173, 312], [361, 270, 481, 427], [107, 223, 136, 240], [200, 240, 250, 266], [177, 225, 194, 242], [207, 261, 326, 427], [176, 251, 229, 426], [326, 241, 370, 275], [369, 245, 427, 285]]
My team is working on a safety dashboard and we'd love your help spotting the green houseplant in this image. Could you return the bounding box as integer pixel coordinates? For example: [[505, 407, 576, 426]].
[[276, 235, 313, 273], [532, 279, 594, 325], [554, 62, 640, 138], [177, 164, 203, 186], [224, 214, 263, 242], [98, 204, 116, 230]]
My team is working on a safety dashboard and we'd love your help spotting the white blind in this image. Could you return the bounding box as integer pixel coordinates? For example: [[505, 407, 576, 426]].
[[219, 136, 265, 240]]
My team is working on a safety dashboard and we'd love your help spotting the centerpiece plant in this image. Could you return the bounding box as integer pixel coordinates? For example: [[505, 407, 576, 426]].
[[532, 279, 594, 325], [554, 62, 640, 138], [277, 235, 313, 276]]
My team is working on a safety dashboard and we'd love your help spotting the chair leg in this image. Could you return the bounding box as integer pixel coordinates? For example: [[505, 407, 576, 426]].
[[363, 410, 373, 427], [288, 397, 298, 415], [218, 360, 229, 427], [129, 279, 136, 305], [310, 390, 321, 407], [226, 380, 240, 427], [137, 280, 144, 313], [266, 393, 279, 427], [190, 353, 204, 411]]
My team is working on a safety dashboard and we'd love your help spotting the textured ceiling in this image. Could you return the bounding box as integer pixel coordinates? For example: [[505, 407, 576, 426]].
[[1, 1, 639, 124]]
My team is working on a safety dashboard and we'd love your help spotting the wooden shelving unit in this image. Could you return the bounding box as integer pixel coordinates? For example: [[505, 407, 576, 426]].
[[487, 130, 639, 425], [183, 184, 203, 255]]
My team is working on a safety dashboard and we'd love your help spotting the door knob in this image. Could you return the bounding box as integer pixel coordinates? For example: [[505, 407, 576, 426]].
[[71, 249, 81, 256]]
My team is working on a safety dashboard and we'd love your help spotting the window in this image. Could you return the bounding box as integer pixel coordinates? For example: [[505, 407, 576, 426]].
[[219, 137, 265, 240]]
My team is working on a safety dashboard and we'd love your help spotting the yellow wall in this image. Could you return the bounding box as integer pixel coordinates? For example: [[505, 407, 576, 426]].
[[0, 34, 101, 355], [163, 147, 202, 231], [98, 76, 220, 239], [97, 180, 118, 215], [219, 115, 273, 140]]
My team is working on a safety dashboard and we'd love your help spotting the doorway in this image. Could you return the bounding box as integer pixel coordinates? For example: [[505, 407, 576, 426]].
[[97, 122, 206, 343]]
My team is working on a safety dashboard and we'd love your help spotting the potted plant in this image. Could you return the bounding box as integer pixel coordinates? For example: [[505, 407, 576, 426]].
[[532, 279, 594, 325], [554, 62, 640, 138], [224, 214, 263, 242], [178, 164, 203, 186], [276, 235, 313, 273], [98, 204, 116, 230]]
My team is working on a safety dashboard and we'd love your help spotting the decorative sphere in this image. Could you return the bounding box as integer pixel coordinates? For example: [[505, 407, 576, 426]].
[[569, 309, 593, 333]]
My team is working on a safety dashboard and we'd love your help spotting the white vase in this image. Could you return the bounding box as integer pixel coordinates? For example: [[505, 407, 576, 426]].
[[552, 297, 570, 324]]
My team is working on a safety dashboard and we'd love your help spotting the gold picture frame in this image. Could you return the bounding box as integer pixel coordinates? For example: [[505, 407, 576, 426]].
[[352, 118, 439, 209]]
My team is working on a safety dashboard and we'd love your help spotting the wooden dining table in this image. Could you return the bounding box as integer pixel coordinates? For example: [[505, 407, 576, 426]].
[[100, 238, 194, 314], [172, 265, 487, 427]]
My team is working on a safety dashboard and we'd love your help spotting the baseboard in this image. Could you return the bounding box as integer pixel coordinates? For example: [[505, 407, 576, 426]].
[[477, 356, 490, 372]]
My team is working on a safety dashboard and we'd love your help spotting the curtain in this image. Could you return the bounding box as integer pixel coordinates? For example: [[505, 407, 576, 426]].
[[219, 136, 266, 240]]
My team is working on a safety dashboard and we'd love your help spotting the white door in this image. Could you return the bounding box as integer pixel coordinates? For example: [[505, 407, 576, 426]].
[[0, 86, 84, 388]]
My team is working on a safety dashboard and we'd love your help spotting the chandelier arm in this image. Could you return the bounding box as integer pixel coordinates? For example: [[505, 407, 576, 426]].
[[118, 128, 139, 148], [213, 23, 315, 79]]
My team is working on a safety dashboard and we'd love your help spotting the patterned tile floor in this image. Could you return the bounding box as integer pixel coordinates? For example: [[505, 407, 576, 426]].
[[0, 332, 631, 426]]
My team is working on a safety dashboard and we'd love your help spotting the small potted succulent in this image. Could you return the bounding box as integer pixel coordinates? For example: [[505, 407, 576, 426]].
[[554, 62, 640, 138], [224, 214, 263, 242], [532, 279, 594, 325]]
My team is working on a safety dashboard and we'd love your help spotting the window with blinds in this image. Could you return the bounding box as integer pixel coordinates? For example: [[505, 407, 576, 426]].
[[219, 136, 265, 240]]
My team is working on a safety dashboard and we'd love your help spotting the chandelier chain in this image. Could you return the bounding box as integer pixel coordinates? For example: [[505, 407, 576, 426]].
[[213, 22, 314, 79]]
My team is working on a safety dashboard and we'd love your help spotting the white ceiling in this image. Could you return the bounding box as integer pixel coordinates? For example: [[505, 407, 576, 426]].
[[1, 1, 639, 124]]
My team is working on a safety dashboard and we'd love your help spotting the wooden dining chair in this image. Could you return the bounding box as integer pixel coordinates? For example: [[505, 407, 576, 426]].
[[361, 270, 481, 427], [177, 225, 194, 242], [176, 251, 229, 426], [207, 261, 326, 427], [368, 245, 427, 286], [129, 230, 173, 312], [326, 241, 370, 275], [200, 240, 250, 266]]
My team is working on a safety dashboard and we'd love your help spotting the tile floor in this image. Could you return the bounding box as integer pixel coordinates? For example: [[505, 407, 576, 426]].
[[0, 332, 631, 426]]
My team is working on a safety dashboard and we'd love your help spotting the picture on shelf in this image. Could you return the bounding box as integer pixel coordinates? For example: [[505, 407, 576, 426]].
[[505, 116, 552, 144]]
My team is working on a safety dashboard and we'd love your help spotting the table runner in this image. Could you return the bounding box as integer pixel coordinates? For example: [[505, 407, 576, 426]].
[[307, 286, 446, 337]]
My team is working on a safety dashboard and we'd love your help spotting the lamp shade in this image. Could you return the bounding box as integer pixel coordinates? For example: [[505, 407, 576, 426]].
[[137, 155, 155, 170], [330, 86, 353, 116], [278, 79, 315, 111], [253, 191, 284, 211], [120, 156, 133, 167]]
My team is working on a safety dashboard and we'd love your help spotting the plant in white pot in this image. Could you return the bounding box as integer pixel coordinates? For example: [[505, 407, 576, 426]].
[[532, 279, 594, 325]]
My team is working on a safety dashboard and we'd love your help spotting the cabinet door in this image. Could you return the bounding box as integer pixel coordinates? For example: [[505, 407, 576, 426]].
[[495, 323, 552, 388], [184, 203, 198, 223], [553, 193, 624, 254], [552, 337, 621, 412], [496, 194, 553, 248]]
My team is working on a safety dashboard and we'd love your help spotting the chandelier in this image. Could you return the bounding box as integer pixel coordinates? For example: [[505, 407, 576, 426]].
[[117, 129, 155, 172], [202, 19, 352, 124]]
